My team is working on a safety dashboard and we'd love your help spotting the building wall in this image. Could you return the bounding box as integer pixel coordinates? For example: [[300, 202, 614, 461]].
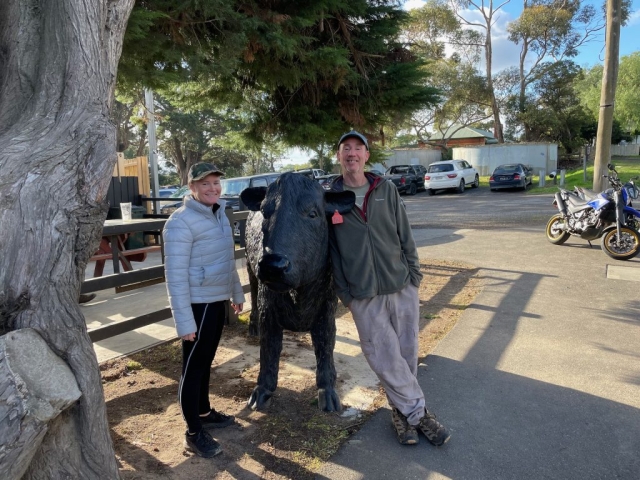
[[377, 149, 442, 172], [452, 143, 558, 176]]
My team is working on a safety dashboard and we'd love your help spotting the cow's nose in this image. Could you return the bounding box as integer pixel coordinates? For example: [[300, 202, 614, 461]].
[[259, 253, 292, 277]]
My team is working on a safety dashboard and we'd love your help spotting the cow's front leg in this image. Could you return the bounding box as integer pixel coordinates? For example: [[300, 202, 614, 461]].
[[247, 315, 283, 411], [310, 317, 341, 412]]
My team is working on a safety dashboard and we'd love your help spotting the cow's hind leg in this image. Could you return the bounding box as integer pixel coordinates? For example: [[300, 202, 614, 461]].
[[310, 317, 342, 412], [247, 314, 283, 411], [246, 261, 260, 337]]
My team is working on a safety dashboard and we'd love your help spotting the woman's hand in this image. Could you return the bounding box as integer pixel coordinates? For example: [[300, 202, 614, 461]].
[[232, 302, 243, 314], [181, 332, 196, 341]]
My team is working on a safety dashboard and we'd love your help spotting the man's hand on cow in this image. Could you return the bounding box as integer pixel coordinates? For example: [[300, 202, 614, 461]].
[[181, 332, 196, 341], [232, 302, 244, 314]]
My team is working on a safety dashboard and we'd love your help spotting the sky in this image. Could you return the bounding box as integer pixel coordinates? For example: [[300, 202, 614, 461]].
[[403, 0, 640, 71]]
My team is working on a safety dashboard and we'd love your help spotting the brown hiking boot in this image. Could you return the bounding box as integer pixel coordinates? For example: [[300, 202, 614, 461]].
[[391, 407, 419, 445], [417, 409, 451, 446]]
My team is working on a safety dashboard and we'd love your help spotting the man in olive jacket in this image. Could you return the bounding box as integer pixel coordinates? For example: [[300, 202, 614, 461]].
[[328, 131, 451, 447]]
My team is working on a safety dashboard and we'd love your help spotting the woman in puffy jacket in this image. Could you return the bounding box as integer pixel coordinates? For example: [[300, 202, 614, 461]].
[[163, 162, 245, 458]]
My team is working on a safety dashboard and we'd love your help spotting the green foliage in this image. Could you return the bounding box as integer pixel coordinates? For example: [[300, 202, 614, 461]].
[[504, 60, 593, 152], [118, 0, 439, 151], [575, 52, 640, 137], [614, 52, 640, 135]]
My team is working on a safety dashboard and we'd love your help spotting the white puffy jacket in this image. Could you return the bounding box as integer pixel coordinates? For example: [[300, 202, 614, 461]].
[[163, 195, 245, 336]]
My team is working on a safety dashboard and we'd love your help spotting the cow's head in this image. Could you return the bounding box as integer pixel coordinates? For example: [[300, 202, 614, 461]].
[[241, 173, 355, 292]]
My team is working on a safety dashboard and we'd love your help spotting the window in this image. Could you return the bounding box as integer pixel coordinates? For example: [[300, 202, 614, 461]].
[[251, 178, 268, 188], [221, 179, 251, 196], [428, 163, 454, 173]]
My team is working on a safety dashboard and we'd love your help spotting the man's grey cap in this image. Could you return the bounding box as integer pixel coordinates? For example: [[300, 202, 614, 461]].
[[338, 130, 369, 150], [188, 162, 225, 182]]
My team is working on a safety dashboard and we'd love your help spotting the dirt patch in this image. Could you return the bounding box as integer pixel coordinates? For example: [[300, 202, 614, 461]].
[[104, 259, 481, 479]]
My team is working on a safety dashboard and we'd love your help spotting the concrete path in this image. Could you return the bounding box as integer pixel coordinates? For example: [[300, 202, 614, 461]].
[[318, 224, 640, 479]]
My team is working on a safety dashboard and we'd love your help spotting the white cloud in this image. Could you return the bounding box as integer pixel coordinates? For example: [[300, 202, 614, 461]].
[[627, 9, 640, 27], [403, 0, 426, 10]]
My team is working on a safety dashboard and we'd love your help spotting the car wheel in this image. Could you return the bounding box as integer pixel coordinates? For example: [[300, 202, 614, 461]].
[[472, 174, 479, 188], [427, 188, 435, 196], [457, 179, 465, 194], [408, 182, 417, 195], [490, 188, 497, 192]]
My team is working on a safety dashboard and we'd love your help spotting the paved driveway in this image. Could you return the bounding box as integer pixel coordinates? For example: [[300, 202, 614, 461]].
[[319, 188, 640, 480]]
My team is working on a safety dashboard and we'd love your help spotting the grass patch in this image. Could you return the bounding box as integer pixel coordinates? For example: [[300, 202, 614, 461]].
[[527, 156, 640, 195], [125, 360, 143, 371]]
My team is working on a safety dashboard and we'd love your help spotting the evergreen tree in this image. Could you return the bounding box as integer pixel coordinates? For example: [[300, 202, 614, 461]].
[[118, 0, 439, 149]]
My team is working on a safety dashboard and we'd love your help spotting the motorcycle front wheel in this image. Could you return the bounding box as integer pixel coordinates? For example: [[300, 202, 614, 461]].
[[546, 214, 570, 245], [600, 226, 640, 260]]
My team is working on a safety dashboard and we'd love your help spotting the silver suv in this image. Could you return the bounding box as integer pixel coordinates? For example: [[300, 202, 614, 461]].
[[221, 173, 282, 240]]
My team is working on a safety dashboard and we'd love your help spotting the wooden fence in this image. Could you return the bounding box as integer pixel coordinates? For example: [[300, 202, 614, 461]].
[[85, 206, 250, 343], [113, 154, 151, 211]]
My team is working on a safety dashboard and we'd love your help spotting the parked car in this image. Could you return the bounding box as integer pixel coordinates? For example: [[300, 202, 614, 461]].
[[316, 174, 340, 191], [159, 185, 190, 215], [157, 188, 177, 198], [221, 173, 282, 240], [489, 163, 533, 191], [383, 164, 426, 195], [425, 160, 479, 195], [294, 168, 326, 179]]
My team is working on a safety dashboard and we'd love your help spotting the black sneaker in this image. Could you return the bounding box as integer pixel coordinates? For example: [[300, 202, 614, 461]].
[[184, 429, 222, 458], [417, 409, 451, 446], [200, 410, 235, 429], [391, 407, 419, 445]]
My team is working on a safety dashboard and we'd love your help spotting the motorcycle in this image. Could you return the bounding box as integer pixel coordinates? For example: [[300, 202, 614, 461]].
[[545, 164, 640, 260]]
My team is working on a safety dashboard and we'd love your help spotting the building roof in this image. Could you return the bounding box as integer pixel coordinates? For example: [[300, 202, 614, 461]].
[[429, 126, 498, 143]]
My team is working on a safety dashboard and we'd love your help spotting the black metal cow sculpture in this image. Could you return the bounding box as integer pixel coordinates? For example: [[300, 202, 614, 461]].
[[240, 173, 355, 412]]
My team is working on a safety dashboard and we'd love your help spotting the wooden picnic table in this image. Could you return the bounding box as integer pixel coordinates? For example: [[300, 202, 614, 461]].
[[90, 218, 166, 277]]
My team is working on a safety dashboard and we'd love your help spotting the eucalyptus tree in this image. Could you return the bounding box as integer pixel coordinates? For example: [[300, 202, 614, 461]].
[[576, 53, 640, 138], [449, 0, 512, 143], [404, 1, 490, 143]]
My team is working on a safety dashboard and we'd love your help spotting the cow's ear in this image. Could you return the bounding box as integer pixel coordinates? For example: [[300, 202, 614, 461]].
[[324, 191, 356, 215], [241, 187, 267, 211]]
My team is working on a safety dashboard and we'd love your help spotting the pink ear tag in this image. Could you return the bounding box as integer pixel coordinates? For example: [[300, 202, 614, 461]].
[[332, 210, 343, 224]]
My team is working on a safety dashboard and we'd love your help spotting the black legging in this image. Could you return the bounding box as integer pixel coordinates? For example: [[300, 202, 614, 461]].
[[178, 301, 226, 433]]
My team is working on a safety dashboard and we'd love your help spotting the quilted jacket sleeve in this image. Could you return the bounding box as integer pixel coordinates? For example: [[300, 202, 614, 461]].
[[163, 216, 196, 336], [231, 266, 245, 305]]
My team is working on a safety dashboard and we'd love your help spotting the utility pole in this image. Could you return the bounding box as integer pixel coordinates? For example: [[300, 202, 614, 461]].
[[145, 89, 161, 214], [593, 0, 622, 192]]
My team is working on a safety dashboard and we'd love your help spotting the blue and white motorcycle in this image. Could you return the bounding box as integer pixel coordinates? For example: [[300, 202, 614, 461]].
[[546, 164, 640, 260]]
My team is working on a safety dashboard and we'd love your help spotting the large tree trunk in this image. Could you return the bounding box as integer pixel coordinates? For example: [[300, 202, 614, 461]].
[[0, 0, 134, 478], [484, 21, 504, 144]]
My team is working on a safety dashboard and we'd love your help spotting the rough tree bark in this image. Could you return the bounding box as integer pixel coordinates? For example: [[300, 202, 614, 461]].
[[0, 0, 135, 478]]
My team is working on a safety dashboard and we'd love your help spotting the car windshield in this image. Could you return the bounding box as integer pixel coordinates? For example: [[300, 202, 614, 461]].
[[170, 186, 190, 198], [221, 179, 251, 196], [428, 164, 454, 173], [494, 165, 519, 174]]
